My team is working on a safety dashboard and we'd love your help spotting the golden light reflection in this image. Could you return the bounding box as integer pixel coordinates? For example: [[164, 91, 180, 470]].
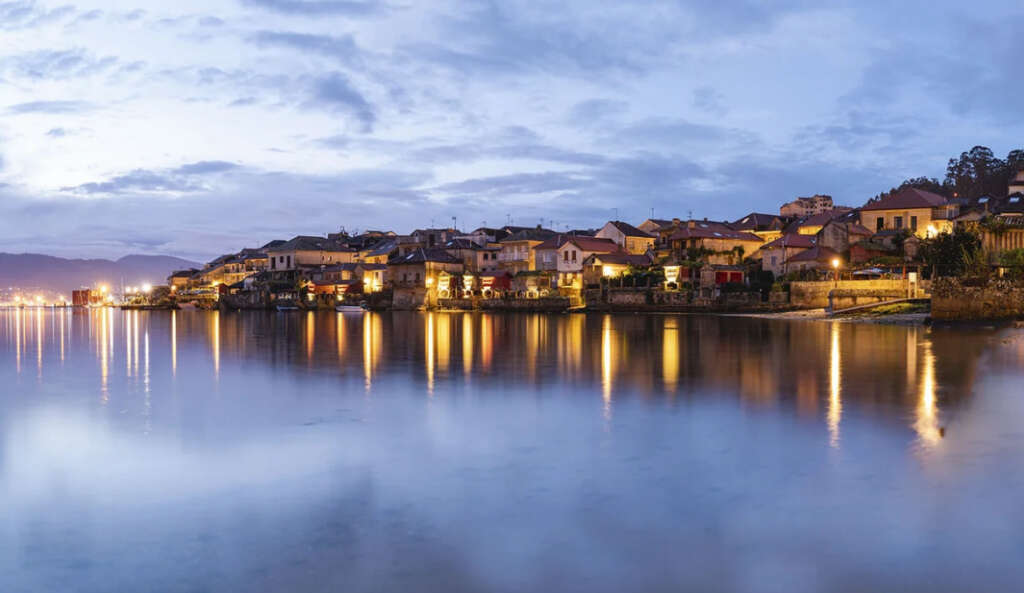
[[437, 313, 450, 376], [915, 338, 942, 448], [59, 308, 65, 363], [480, 314, 493, 372], [663, 318, 679, 393], [171, 310, 177, 377], [99, 308, 109, 403], [601, 314, 613, 419], [126, 309, 133, 376], [462, 313, 473, 380], [133, 311, 140, 378], [426, 312, 435, 395], [363, 312, 373, 391], [336, 311, 346, 363], [827, 322, 842, 448], [305, 311, 315, 363], [211, 311, 220, 378], [36, 308, 43, 378], [15, 307, 22, 374]]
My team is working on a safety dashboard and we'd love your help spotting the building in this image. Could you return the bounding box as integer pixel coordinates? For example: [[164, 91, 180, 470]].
[[780, 195, 835, 217], [859, 188, 957, 238], [410, 228, 461, 248], [817, 217, 873, 253], [731, 213, 789, 243], [581, 252, 653, 286], [595, 221, 656, 254], [663, 220, 763, 265], [498, 227, 557, 274], [389, 248, 464, 308], [167, 269, 198, 289], [784, 208, 854, 236], [532, 235, 621, 288], [636, 218, 674, 235], [785, 245, 842, 273], [266, 236, 356, 272], [759, 234, 817, 277], [442, 238, 502, 274]]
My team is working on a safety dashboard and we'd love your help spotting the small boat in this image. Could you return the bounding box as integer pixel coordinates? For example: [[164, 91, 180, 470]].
[[335, 304, 364, 313], [275, 304, 300, 311]]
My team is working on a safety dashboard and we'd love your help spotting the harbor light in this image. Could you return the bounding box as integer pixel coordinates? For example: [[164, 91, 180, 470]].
[[831, 258, 840, 269], [99, 285, 109, 294], [142, 283, 152, 293]]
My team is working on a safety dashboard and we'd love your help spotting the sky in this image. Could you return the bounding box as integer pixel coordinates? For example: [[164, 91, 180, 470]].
[[0, 0, 1022, 262]]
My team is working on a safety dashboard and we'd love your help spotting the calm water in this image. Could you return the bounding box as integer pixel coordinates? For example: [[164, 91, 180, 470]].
[[2, 309, 1024, 592]]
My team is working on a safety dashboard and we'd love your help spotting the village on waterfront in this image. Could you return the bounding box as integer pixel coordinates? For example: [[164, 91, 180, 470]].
[[8, 148, 1024, 322]]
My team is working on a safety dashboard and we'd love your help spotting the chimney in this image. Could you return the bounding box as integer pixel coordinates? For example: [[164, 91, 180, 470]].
[[688, 220, 696, 229], [672, 217, 681, 226]]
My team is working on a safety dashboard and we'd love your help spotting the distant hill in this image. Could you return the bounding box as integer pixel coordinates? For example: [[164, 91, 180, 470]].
[[0, 253, 201, 294]]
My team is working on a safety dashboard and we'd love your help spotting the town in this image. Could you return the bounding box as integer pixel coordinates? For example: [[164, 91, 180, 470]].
[[38, 157, 1016, 321]]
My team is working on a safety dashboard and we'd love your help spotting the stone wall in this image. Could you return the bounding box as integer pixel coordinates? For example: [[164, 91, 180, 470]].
[[789, 279, 910, 309], [931, 278, 1024, 321]]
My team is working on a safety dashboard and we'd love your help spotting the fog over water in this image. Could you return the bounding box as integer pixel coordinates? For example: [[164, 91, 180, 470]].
[[2, 309, 1024, 592]]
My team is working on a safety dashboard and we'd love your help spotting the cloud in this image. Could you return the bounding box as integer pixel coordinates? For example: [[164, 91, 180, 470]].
[[0, 1, 75, 31], [45, 127, 67, 137], [7, 100, 93, 114], [692, 86, 727, 116], [306, 73, 376, 131], [171, 161, 240, 175], [62, 170, 200, 195], [3, 48, 118, 80], [239, 0, 383, 17], [247, 31, 363, 66]]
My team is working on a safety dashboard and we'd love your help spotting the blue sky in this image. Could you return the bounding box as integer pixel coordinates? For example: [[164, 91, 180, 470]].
[[0, 0, 1022, 261]]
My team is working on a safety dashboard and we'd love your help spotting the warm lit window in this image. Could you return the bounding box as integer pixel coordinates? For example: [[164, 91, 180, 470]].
[[910, 216, 918, 231]]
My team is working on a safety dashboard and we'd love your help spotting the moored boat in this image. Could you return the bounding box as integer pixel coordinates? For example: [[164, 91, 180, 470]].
[[335, 304, 364, 313]]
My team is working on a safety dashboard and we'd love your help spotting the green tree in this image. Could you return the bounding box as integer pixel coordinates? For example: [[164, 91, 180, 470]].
[[919, 228, 982, 277]]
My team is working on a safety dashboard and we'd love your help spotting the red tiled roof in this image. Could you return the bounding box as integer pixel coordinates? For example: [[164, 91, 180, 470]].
[[761, 233, 816, 250], [533, 234, 621, 253], [861, 188, 948, 212], [668, 221, 763, 243], [606, 220, 655, 238], [787, 245, 841, 263]]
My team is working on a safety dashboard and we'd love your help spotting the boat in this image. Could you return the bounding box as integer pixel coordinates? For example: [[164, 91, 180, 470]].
[[275, 304, 300, 311], [335, 304, 364, 313]]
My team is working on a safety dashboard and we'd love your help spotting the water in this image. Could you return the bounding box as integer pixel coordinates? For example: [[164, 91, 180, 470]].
[[2, 309, 1024, 592]]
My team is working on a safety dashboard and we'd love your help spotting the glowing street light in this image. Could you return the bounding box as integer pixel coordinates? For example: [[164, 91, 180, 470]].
[[142, 283, 152, 293], [831, 258, 841, 287]]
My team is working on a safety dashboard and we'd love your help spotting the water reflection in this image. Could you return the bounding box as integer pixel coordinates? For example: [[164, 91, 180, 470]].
[[0, 309, 1020, 592]]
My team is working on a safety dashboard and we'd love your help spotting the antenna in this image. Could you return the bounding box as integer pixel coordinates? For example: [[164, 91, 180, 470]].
[[613, 207, 618, 220], [506, 213, 512, 226], [452, 216, 457, 231], [650, 207, 654, 219]]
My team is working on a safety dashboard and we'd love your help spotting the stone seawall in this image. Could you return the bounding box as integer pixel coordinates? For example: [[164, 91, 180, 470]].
[[790, 279, 910, 309], [479, 297, 570, 312], [931, 278, 1024, 321]]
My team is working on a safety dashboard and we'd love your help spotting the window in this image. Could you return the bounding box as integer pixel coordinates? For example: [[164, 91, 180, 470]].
[[876, 217, 884, 232], [571, 250, 577, 262], [894, 216, 903, 230], [910, 216, 918, 231], [770, 256, 777, 266], [563, 251, 569, 262]]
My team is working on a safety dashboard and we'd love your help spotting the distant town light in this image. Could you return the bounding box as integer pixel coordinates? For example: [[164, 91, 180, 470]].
[[99, 285, 109, 293], [142, 283, 152, 293]]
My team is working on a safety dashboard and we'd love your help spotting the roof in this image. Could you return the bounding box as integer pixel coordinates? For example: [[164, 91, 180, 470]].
[[847, 223, 874, 236], [787, 209, 853, 232], [587, 253, 653, 266], [732, 212, 782, 231], [668, 221, 763, 243], [761, 233, 816, 250], [861, 188, 949, 212], [502, 228, 557, 242], [392, 248, 461, 265], [443, 238, 485, 250], [532, 234, 621, 253], [261, 239, 287, 250], [787, 245, 841, 263], [363, 238, 398, 257], [269, 235, 354, 253], [641, 218, 674, 229], [604, 220, 654, 238]]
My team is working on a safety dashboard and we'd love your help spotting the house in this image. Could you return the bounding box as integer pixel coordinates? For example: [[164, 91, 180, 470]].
[[759, 234, 816, 277], [266, 236, 356, 272], [410, 227, 461, 248], [389, 248, 464, 308], [784, 208, 854, 236], [850, 240, 898, 265], [780, 194, 835, 217], [637, 218, 674, 235], [532, 235, 621, 289], [498, 226, 557, 274], [664, 220, 763, 265], [510, 271, 557, 298], [731, 212, 789, 243], [167, 269, 198, 289], [785, 245, 842, 273], [859, 188, 957, 237], [443, 238, 502, 274], [359, 238, 398, 264], [595, 221, 656, 254], [466, 225, 533, 245], [817, 216, 873, 253], [581, 252, 653, 286]]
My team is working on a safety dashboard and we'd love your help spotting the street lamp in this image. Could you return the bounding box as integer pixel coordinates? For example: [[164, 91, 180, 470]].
[[831, 258, 841, 287]]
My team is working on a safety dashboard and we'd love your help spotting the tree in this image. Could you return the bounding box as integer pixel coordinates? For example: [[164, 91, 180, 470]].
[[919, 228, 982, 277]]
